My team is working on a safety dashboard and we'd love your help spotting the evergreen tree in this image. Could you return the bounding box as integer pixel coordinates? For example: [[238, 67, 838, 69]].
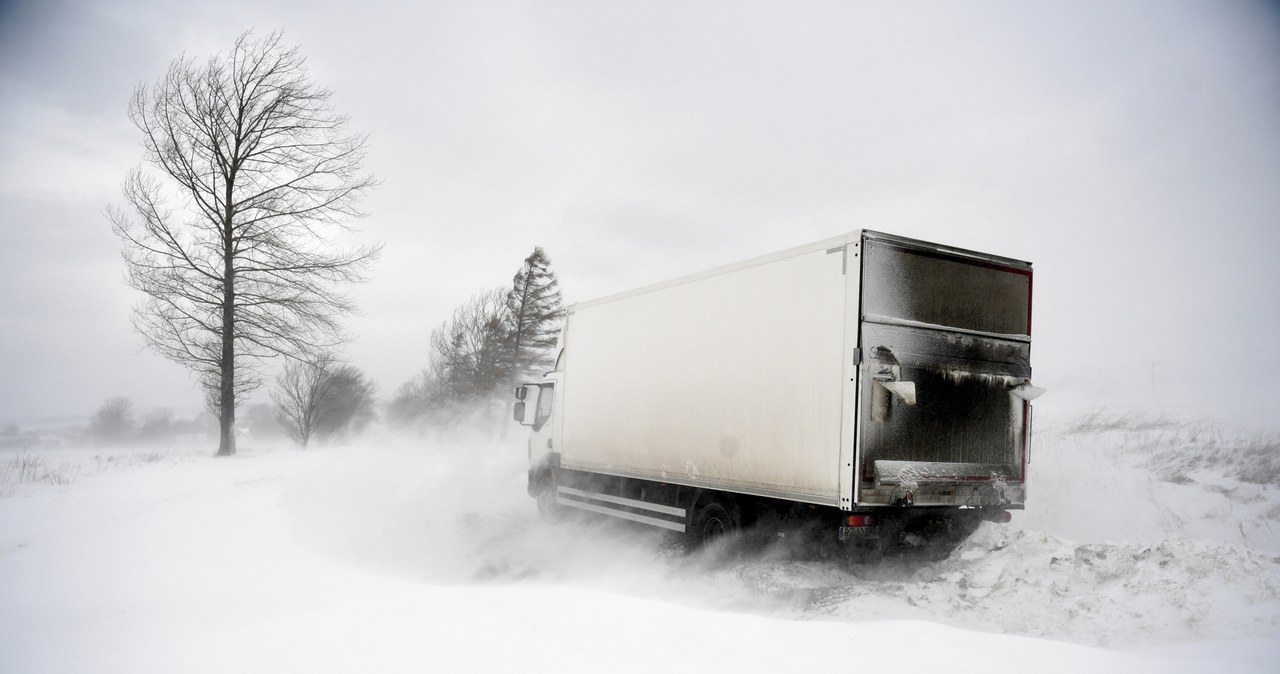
[[390, 249, 566, 430], [505, 247, 565, 380]]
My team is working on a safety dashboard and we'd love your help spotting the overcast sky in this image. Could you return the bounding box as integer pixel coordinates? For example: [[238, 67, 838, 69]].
[[1, 0, 1277, 429]]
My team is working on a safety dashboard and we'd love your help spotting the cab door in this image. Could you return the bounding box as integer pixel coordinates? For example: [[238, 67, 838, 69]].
[[528, 382, 556, 466]]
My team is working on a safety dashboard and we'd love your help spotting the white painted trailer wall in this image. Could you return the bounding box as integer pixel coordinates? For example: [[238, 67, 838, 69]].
[[559, 233, 862, 506]]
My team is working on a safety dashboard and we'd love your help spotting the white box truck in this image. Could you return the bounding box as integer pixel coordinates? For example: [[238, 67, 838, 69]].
[[514, 230, 1041, 556]]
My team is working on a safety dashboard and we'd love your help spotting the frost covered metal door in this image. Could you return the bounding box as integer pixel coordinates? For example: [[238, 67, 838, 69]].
[[856, 235, 1033, 506]]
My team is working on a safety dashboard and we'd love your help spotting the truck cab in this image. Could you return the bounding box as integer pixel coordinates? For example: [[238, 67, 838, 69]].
[[514, 359, 564, 515]]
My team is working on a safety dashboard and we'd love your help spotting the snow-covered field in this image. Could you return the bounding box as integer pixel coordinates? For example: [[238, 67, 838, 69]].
[[2, 415, 1278, 673]]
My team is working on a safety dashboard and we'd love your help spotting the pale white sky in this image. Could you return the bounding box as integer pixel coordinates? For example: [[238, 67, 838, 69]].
[[1, 0, 1278, 427]]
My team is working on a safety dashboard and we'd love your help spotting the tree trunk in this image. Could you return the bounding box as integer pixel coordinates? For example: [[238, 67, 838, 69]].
[[217, 298, 237, 456], [217, 209, 237, 457], [217, 405, 236, 456]]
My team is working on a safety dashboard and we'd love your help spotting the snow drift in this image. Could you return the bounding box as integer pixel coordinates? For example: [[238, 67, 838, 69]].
[[1, 411, 1278, 673]]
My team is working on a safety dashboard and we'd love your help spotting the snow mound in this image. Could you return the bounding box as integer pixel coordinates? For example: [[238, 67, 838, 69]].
[[790, 525, 1280, 647], [1017, 413, 1280, 553]]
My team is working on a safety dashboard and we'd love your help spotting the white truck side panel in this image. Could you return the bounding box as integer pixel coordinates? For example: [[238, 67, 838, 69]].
[[560, 235, 857, 505]]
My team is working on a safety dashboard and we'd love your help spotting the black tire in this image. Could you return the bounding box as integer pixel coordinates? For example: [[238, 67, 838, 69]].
[[688, 500, 737, 547], [890, 510, 981, 561], [534, 478, 561, 521], [845, 538, 884, 567], [811, 525, 881, 568]]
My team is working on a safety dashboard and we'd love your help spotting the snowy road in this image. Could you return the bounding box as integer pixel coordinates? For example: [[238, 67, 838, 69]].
[[2, 430, 1278, 673]]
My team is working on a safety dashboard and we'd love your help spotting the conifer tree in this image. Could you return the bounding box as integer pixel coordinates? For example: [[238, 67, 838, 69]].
[[505, 247, 565, 380]]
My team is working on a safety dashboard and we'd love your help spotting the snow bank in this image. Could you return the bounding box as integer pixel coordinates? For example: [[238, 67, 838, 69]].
[[795, 526, 1280, 646], [1017, 413, 1280, 552]]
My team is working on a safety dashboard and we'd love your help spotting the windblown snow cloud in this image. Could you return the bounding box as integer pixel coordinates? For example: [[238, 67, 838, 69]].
[[1, 1, 1278, 426]]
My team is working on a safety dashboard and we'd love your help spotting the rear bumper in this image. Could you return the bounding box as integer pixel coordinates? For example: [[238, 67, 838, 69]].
[[859, 459, 1025, 507], [859, 483, 1026, 507]]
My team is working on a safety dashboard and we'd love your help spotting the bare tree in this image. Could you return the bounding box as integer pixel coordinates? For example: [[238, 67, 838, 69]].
[[429, 288, 512, 403], [387, 365, 461, 429], [272, 356, 375, 447], [272, 355, 335, 448], [89, 397, 136, 445], [109, 31, 381, 456], [314, 364, 376, 439], [388, 371, 431, 428], [137, 408, 175, 444]]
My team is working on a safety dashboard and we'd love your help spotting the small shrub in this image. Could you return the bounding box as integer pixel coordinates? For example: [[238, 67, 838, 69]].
[[1061, 412, 1280, 487], [0, 452, 78, 495]]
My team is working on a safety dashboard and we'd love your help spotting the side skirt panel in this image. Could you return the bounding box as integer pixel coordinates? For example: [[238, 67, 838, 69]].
[[556, 485, 688, 533]]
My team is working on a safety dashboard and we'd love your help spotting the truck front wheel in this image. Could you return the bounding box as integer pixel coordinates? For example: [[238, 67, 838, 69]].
[[536, 487, 559, 520], [533, 473, 561, 521]]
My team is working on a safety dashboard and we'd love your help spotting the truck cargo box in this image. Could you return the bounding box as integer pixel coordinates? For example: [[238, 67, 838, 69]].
[[548, 230, 1035, 512]]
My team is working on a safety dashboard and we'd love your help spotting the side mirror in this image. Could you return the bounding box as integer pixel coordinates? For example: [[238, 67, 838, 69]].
[[514, 386, 527, 401], [513, 401, 528, 424]]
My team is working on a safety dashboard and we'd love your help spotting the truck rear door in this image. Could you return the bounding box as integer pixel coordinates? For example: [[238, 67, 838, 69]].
[[855, 232, 1034, 507]]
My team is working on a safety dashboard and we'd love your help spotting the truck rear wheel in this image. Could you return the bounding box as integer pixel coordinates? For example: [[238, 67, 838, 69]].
[[688, 500, 737, 547], [818, 535, 883, 568], [890, 509, 983, 560]]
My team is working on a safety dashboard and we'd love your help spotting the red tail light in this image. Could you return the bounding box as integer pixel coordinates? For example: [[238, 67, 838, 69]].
[[845, 514, 875, 527]]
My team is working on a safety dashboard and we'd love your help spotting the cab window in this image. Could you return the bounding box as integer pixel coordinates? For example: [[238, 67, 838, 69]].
[[533, 384, 554, 430]]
